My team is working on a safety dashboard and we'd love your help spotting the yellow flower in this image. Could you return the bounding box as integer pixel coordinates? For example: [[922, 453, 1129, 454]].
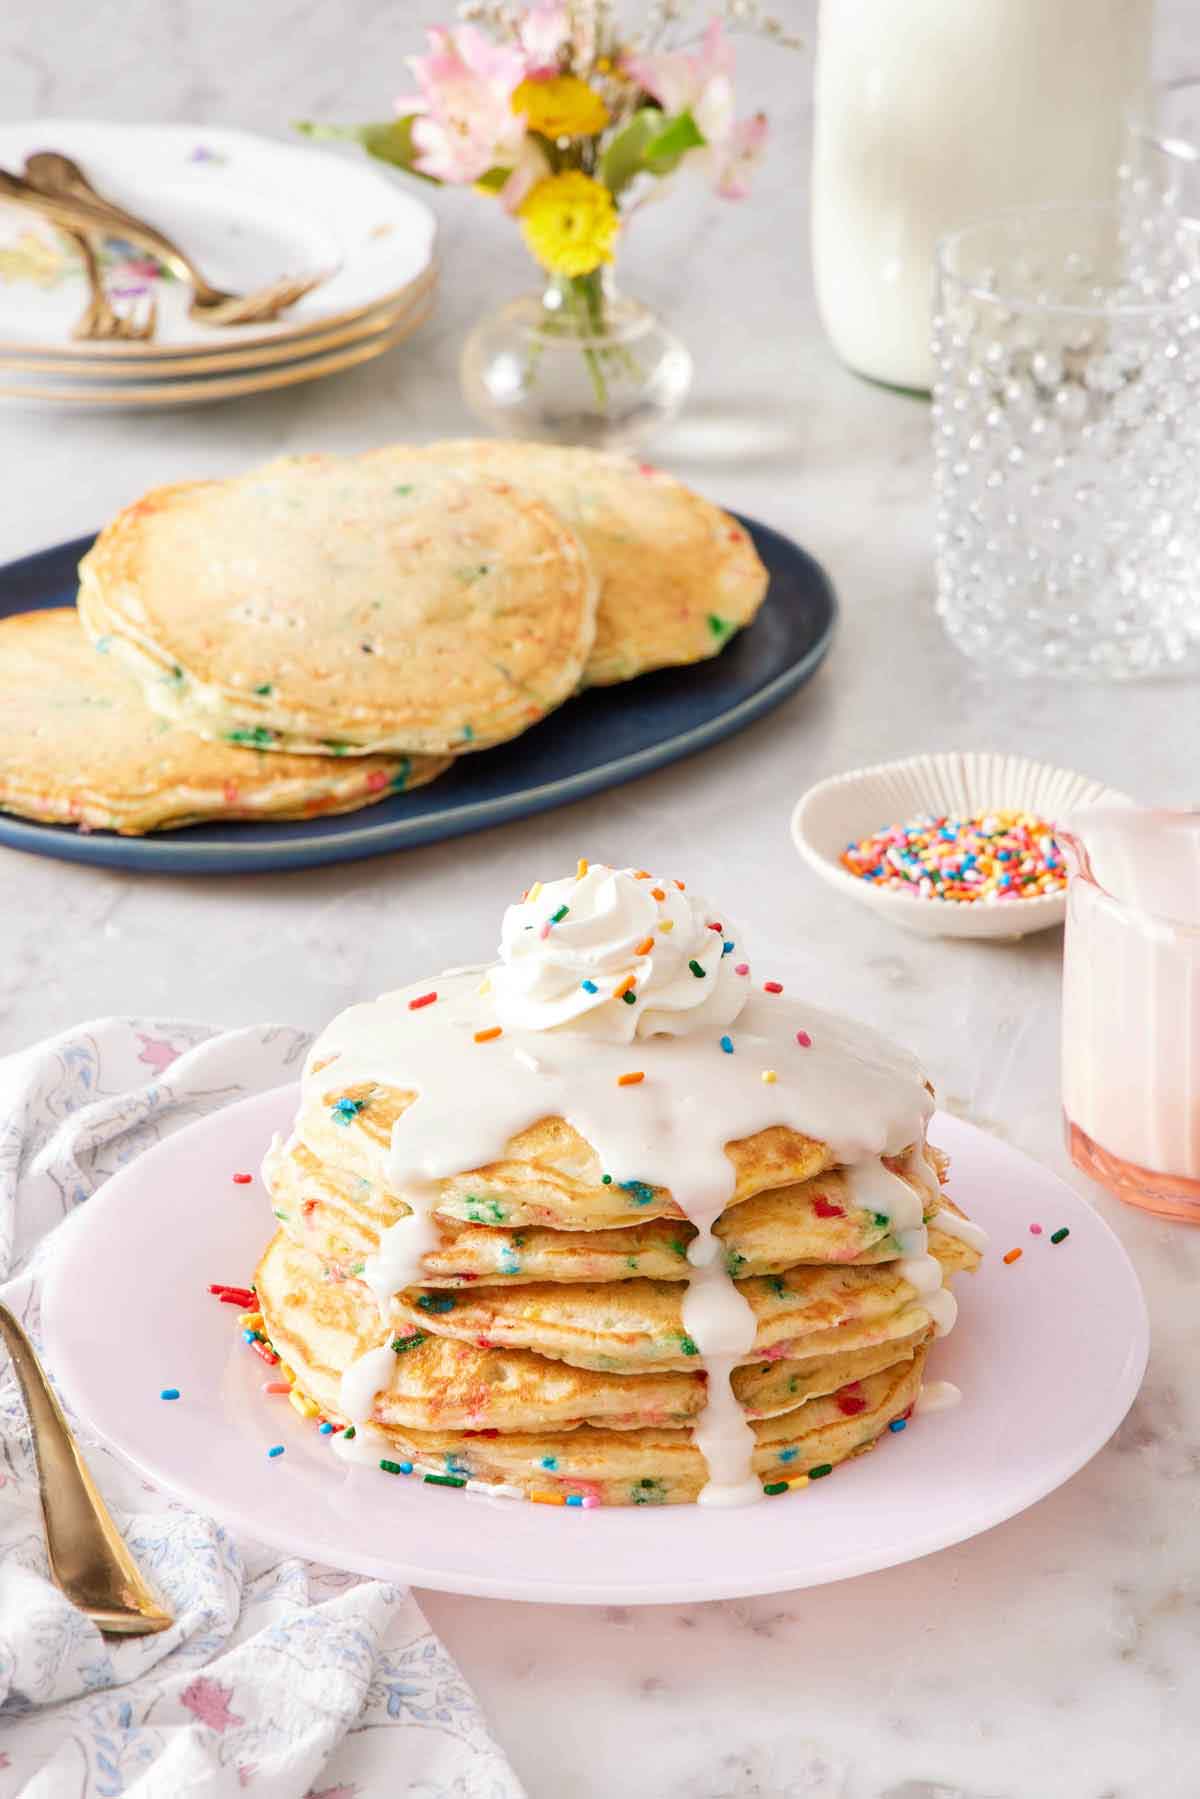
[[512, 75, 610, 139], [518, 172, 619, 277]]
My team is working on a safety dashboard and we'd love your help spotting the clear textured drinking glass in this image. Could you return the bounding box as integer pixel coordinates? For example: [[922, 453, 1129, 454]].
[[1122, 74, 1200, 232], [931, 203, 1200, 679]]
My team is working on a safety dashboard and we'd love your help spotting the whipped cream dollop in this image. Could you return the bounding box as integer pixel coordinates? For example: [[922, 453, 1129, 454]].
[[490, 864, 749, 1043]]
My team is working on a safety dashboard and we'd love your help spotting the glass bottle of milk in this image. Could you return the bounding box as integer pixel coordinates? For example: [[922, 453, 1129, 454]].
[[811, 0, 1153, 393]]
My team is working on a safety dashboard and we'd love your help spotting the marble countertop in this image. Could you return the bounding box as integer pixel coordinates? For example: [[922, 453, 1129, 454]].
[[1, 2, 1197, 1793]]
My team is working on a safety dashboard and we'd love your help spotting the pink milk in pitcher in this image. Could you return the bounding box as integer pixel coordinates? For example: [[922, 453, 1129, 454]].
[[1061, 807, 1200, 1220]]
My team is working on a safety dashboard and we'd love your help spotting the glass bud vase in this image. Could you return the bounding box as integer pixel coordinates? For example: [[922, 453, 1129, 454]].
[[459, 268, 693, 451]]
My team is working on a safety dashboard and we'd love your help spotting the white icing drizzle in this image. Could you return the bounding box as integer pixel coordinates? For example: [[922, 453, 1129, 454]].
[[338, 1345, 398, 1428], [915, 1379, 963, 1414], [365, 1179, 441, 1312], [845, 1145, 957, 1333], [330, 1419, 391, 1464], [896, 1253, 959, 1336], [929, 1206, 990, 1256], [684, 1228, 761, 1506], [303, 866, 943, 1507]]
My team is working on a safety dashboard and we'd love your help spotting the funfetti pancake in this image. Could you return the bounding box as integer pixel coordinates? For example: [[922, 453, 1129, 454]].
[[364, 439, 770, 686], [77, 453, 598, 756], [0, 608, 448, 835], [242, 861, 986, 1508]]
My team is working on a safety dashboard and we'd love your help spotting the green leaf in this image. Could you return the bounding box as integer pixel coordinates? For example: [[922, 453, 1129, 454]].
[[293, 116, 441, 184], [473, 166, 511, 194], [643, 109, 706, 172], [598, 108, 662, 197], [598, 107, 707, 195]]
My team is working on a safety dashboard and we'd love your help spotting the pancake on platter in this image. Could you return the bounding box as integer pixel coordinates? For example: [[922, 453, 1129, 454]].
[[242, 861, 986, 1507], [0, 608, 448, 836], [77, 453, 597, 756], [363, 439, 770, 686]]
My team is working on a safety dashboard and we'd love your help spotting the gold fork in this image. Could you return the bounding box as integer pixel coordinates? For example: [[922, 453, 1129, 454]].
[[3, 158, 325, 327], [0, 1302, 173, 1636], [65, 227, 156, 342]]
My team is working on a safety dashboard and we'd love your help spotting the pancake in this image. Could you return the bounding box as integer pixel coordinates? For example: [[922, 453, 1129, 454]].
[[264, 1134, 957, 1280], [77, 454, 597, 756], [0, 608, 447, 835], [256, 1230, 936, 1434], [334, 1353, 927, 1506], [362, 440, 770, 686], [295, 1064, 942, 1236], [256, 1230, 701, 1433], [245, 862, 985, 1508], [254, 1232, 926, 1500], [388, 1244, 963, 1373]]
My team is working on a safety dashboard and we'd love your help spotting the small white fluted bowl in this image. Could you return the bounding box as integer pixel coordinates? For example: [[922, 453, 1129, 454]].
[[791, 751, 1131, 940]]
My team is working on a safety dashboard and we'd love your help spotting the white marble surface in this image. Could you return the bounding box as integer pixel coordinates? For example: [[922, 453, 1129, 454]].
[[2, 3, 1198, 1794]]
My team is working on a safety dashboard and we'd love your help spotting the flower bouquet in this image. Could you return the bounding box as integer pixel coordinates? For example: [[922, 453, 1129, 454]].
[[301, 0, 796, 447]]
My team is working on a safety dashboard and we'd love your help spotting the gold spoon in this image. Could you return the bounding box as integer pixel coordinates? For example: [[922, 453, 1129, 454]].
[[64, 226, 156, 342], [2, 158, 324, 326], [0, 1301, 173, 1635]]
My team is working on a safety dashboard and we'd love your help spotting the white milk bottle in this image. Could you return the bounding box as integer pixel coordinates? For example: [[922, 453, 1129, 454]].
[[810, 0, 1153, 392]]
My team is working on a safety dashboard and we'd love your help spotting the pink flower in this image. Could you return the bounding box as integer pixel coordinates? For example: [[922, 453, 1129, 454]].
[[712, 110, 768, 200], [499, 135, 552, 213], [136, 1033, 180, 1075], [624, 19, 767, 198], [397, 26, 527, 184], [180, 1676, 244, 1734], [518, 4, 570, 75]]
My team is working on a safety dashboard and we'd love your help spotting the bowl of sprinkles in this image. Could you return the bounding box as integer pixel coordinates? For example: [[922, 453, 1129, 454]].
[[792, 752, 1131, 939]]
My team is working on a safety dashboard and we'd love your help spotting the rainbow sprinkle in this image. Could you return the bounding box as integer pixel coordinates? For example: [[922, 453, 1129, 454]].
[[1003, 1247, 1023, 1265], [1051, 1227, 1070, 1244], [840, 809, 1066, 904], [160, 1388, 180, 1401]]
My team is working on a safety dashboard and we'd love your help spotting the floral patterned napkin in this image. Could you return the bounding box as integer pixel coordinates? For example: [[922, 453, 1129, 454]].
[[0, 1018, 526, 1799]]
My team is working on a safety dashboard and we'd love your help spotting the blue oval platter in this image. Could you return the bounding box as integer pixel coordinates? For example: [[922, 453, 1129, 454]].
[[0, 515, 835, 874]]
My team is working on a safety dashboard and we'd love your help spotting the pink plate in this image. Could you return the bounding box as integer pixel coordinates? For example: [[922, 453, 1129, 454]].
[[40, 1088, 1147, 1605]]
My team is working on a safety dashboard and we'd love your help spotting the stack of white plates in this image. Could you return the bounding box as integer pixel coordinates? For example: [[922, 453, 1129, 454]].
[[0, 120, 438, 409]]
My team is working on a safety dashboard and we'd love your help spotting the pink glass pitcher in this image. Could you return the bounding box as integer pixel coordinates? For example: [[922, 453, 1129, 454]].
[[1060, 807, 1200, 1220]]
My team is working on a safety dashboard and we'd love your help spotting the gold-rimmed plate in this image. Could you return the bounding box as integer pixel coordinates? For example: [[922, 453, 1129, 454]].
[[0, 262, 438, 379], [0, 290, 433, 409], [0, 120, 437, 359]]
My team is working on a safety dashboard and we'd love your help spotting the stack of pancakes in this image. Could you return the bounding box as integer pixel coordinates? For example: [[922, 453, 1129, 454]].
[[0, 442, 767, 835], [251, 869, 985, 1507]]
